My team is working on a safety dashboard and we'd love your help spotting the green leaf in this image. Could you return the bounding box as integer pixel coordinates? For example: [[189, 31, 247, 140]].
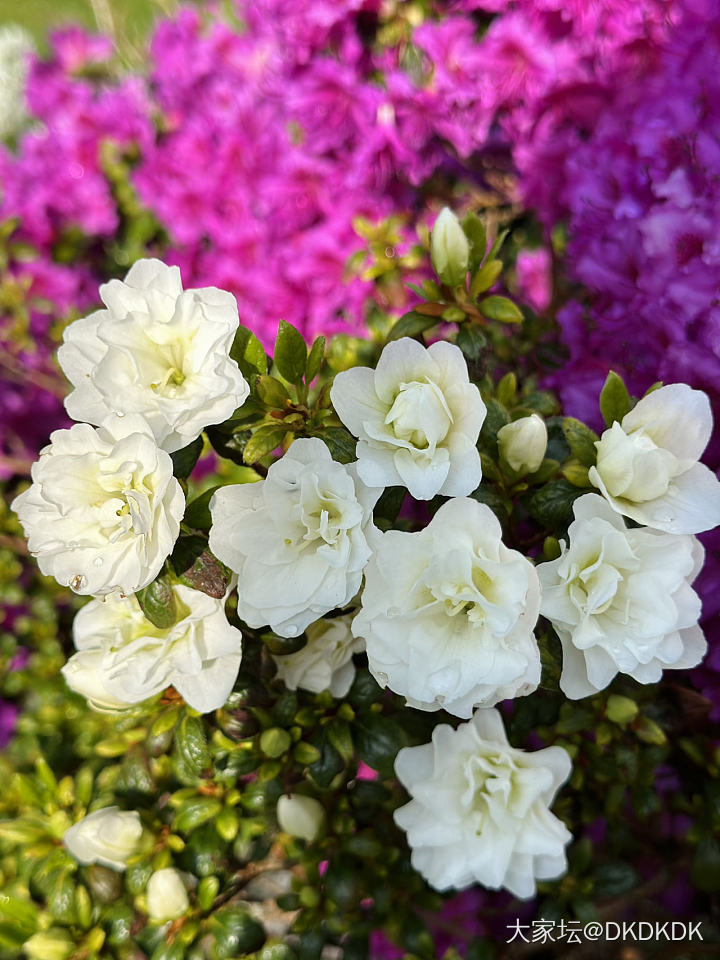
[[205, 425, 253, 466], [461, 212, 487, 273], [478, 295, 523, 324], [306, 336, 326, 382], [599, 370, 631, 427], [175, 798, 223, 834], [230, 325, 267, 378], [562, 417, 599, 468], [487, 227, 509, 261], [256, 375, 291, 409], [243, 424, 287, 464], [175, 715, 211, 779], [373, 486, 406, 526], [455, 323, 487, 360], [136, 577, 177, 629], [275, 319, 307, 384], [496, 371, 517, 406], [593, 862, 638, 898], [170, 436, 203, 479], [171, 536, 231, 599], [354, 714, 406, 779], [308, 730, 344, 788], [260, 728, 292, 758], [326, 720, 354, 762], [209, 906, 266, 958], [528, 479, 584, 529], [562, 460, 591, 487], [469, 258, 502, 298], [320, 426, 357, 464], [48, 870, 76, 924], [386, 310, 437, 342], [691, 837, 720, 893]]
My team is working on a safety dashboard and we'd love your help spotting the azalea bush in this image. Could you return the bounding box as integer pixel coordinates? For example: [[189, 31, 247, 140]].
[[1, 206, 720, 960]]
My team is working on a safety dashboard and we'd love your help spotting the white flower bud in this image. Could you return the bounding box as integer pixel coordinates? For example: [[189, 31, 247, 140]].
[[63, 807, 142, 871], [430, 207, 470, 288], [146, 868, 189, 923], [276, 794, 325, 842], [497, 414, 548, 474]]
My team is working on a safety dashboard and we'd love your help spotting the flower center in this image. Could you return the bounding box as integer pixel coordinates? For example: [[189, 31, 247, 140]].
[[385, 379, 453, 451], [151, 365, 186, 394]]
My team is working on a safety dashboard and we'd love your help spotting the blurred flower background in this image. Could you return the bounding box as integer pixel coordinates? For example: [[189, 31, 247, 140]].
[[1, 1, 720, 957]]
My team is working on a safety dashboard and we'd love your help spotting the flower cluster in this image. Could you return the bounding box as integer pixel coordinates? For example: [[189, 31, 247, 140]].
[[11, 240, 719, 913]]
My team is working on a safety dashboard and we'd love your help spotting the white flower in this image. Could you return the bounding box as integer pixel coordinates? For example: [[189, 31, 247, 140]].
[[331, 338, 485, 500], [12, 415, 184, 598], [393, 709, 572, 897], [497, 414, 547, 474], [276, 794, 325, 842], [0, 25, 33, 140], [353, 498, 541, 717], [273, 615, 363, 697], [146, 868, 189, 923], [538, 494, 706, 699], [209, 438, 380, 638], [57, 259, 249, 453], [63, 808, 142, 871], [588, 383, 720, 534], [430, 207, 470, 288], [62, 585, 243, 713]]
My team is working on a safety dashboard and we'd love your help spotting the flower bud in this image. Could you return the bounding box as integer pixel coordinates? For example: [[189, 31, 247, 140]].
[[276, 794, 325, 842], [23, 930, 74, 960], [63, 807, 142, 871], [430, 208, 470, 288], [147, 868, 190, 923], [497, 414, 547, 474]]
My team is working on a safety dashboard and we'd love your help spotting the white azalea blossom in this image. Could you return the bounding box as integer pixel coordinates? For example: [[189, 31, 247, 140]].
[[277, 794, 325, 842], [58, 258, 249, 453], [497, 414, 547, 474], [12, 415, 184, 597], [588, 383, 720, 534], [394, 709, 572, 896], [63, 808, 142, 871], [273, 615, 363, 697], [62, 586, 243, 714], [538, 494, 706, 699], [209, 438, 380, 638], [146, 869, 189, 923], [353, 498, 541, 717], [330, 337, 485, 500]]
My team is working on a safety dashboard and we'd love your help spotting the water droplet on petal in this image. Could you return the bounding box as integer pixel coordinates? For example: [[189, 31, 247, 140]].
[[93, 557, 104, 567], [388, 606, 401, 617], [70, 574, 87, 591], [377, 672, 388, 685], [286, 625, 299, 637]]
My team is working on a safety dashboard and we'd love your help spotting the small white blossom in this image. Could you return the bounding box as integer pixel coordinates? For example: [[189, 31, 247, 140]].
[[538, 494, 706, 699], [62, 585, 243, 714], [277, 794, 325, 842], [0, 25, 34, 140], [430, 207, 470, 287], [497, 414, 547, 474], [394, 708, 572, 897], [58, 259, 249, 453], [12, 415, 184, 597], [331, 338, 485, 500], [146, 868, 189, 923], [353, 498, 541, 717], [63, 808, 142, 871], [273, 615, 363, 697], [209, 438, 380, 638], [589, 383, 720, 533]]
